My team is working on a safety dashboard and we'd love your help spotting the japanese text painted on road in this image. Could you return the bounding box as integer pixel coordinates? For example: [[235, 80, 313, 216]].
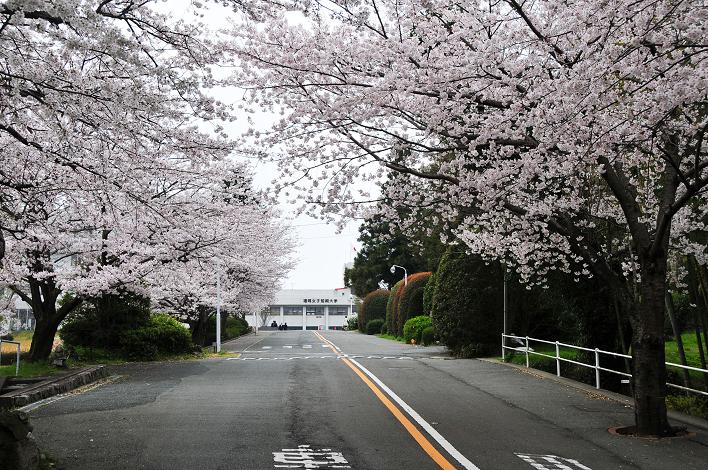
[[273, 445, 350, 469]]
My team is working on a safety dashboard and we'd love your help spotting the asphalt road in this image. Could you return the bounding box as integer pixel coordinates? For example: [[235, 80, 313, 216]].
[[29, 330, 708, 470]]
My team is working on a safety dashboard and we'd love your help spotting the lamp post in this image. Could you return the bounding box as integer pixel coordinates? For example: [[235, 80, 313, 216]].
[[390, 265, 408, 286]]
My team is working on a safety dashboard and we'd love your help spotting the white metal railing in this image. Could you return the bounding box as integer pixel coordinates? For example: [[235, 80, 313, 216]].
[[501, 334, 708, 397], [0, 338, 21, 376]]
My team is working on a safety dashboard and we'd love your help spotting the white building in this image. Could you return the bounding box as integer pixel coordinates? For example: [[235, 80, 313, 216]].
[[251, 288, 356, 330]]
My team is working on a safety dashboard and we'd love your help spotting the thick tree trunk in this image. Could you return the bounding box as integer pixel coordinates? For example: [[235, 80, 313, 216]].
[[27, 315, 61, 362], [628, 267, 672, 436], [190, 309, 210, 346]]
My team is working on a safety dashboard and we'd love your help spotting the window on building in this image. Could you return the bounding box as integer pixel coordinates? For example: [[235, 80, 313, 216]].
[[306, 306, 324, 316], [283, 306, 302, 315], [270, 306, 280, 316], [329, 306, 348, 315]]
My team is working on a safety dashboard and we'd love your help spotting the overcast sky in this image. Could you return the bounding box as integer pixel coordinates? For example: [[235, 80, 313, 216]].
[[178, 2, 363, 290]]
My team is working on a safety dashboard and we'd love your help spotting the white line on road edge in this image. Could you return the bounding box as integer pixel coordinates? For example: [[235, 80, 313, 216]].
[[347, 357, 480, 470], [315, 332, 479, 470]]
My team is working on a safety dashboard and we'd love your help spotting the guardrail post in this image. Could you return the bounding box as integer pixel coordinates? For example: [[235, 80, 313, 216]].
[[501, 335, 505, 362], [15, 343, 20, 376], [555, 341, 561, 377], [525, 336, 530, 368], [594, 348, 601, 389]]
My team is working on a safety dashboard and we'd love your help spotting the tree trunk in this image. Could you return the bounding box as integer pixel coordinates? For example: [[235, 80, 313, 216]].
[[628, 268, 672, 436], [27, 315, 61, 362], [190, 309, 210, 346]]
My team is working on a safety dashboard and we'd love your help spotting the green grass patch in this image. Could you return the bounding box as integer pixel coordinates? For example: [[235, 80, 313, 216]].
[[503, 343, 580, 368], [665, 332, 706, 368], [0, 361, 64, 378], [376, 333, 404, 342]]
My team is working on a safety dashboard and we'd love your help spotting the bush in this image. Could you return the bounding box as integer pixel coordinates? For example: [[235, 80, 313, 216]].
[[380, 322, 388, 335], [121, 313, 193, 360], [385, 280, 404, 335], [421, 326, 435, 346], [347, 315, 358, 331], [359, 289, 390, 333], [423, 271, 437, 317], [403, 315, 433, 344], [224, 316, 250, 339], [60, 292, 151, 350], [395, 272, 432, 337], [366, 319, 385, 335], [430, 248, 504, 357]]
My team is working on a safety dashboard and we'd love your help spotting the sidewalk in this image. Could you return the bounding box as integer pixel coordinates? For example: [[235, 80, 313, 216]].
[[481, 357, 708, 432]]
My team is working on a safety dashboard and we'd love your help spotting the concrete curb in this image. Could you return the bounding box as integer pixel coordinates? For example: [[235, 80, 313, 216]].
[[480, 358, 708, 432], [0, 366, 108, 409]]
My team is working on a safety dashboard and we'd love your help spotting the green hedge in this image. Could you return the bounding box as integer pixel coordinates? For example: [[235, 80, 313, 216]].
[[395, 272, 432, 337], [359, 289, 390, 333], [403, 315, 433, 344], [366, 319, 385, 335], [385, 280, 404, 335], [62, 305, 195, 361], [430, 248, 504, 357], [121, 313, 193, 361], [421, 326, 435, 346]]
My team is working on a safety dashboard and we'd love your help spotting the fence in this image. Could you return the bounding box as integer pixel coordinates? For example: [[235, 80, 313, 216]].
[[501, 334, 708, 397], [0, 338, 21, 376]]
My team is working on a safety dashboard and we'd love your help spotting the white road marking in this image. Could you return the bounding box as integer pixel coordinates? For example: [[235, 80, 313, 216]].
[[262, 346, 272, 349], [273, 444, 350, 469], [303, 345, 312, 349], [321, 344, 329, 347], [284, 346, 293, 349], [515, 454, 593, 470], [227, 355, 419, 361], [346, 356, 480, 470]]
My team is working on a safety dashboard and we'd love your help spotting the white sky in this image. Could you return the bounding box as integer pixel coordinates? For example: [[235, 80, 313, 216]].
[[168, 1, 362, 289]]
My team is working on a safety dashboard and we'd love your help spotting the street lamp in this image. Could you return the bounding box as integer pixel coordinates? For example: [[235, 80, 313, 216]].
[[390, 265, 408, 286]]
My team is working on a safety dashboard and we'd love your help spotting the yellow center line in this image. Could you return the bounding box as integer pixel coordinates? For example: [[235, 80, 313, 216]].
[[313, 331, 457, 470]]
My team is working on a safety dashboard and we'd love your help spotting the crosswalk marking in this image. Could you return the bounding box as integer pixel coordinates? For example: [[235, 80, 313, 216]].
[[226, 355, 421, 362]]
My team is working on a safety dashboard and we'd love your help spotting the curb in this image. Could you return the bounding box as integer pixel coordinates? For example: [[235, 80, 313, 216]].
[[0, 366, 108, 409], [480, 358, 708, 432]]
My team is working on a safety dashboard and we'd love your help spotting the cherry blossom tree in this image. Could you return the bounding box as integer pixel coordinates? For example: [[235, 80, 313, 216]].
[[0, 1, 296, 360], [232, 0, 707, 436]]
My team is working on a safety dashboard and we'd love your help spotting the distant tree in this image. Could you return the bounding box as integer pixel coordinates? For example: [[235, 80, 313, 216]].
[[344, 212, 444, 297]]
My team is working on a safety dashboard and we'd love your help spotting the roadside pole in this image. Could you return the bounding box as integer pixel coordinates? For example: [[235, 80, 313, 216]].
[[216, 269, 221, 353]]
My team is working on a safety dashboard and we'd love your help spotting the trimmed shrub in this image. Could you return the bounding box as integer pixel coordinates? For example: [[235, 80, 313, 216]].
[[121, 313, 193, 360], [403, 315, 433, 344], [224, 316, 250, 339], [385, 280, 404, 335], [423, 271, 437, 316], [60, 292, 151, 350], [359, 289, 390, 333], [366, 319, 385, 335], [431, 248, 504, 357], [395, 272, 432, 337], [347, 315, 358, 331], [421, 326, 435, 346]]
